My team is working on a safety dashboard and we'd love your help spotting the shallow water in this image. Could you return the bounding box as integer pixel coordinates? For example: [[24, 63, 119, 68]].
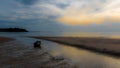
[[0, 31, 120, 68], [24, 38, 120, 68], [38, 40, 120, 68]]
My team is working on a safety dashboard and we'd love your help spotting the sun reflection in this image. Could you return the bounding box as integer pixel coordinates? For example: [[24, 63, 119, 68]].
[[62, 32, 104, 37], [62, 32, 120, 39], [50, 44, 120, 68], [110, 35, 120, 39]]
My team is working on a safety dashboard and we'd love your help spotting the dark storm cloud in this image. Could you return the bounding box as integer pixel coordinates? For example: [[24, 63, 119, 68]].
[[56, 3, 69, 9], [16, 0, 38, 5]]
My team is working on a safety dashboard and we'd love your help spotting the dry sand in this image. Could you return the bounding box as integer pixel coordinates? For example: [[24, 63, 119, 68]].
[[31, 36, 120, 56], [0, 37, 71, 68]]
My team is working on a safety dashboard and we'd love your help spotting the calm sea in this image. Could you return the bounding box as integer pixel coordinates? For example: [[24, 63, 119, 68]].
[[0, 31, 120, 38]]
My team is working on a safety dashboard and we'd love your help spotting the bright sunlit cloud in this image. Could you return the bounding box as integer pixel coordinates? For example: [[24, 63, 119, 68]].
[[0, 0, 120, 26], [57, 0, 120, 25]]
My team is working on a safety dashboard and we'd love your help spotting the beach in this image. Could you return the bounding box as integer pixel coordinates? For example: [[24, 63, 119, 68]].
[[0, 36, 15, 43], [0, 37, 71, 68], [31, 36, 120, 56], [0, 36, 120, 68]]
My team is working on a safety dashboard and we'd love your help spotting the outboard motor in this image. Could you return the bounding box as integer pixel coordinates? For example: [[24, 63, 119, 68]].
[[34, 41, 41, 48]]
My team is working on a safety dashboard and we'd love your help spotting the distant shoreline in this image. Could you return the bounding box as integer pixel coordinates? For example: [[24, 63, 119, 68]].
[[31, 36, 120, 57], [0, 28, 28, 32]]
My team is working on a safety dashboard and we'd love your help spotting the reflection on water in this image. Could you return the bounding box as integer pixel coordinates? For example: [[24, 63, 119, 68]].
[[37, 39, 120, 68], [62, 32, 120, 39], [49, 43, 120, 68], [0, 31, 120, 39]]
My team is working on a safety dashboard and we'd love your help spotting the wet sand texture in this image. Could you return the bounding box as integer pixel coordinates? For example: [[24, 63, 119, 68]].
[[0, 36, 15, 43], [0, 41, 71, 68]]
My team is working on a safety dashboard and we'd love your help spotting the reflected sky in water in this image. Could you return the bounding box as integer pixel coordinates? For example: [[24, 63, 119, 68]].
[[48, 43, 120, 68], [62, 32, 120, 39], [0, 31, 120, 39]]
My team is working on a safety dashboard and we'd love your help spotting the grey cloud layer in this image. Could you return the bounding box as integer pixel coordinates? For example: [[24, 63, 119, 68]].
[[0, 0, 66, 31], [0, 0, 109, 20], [16, 0, 38, 5], [0, 0, 120, 32]]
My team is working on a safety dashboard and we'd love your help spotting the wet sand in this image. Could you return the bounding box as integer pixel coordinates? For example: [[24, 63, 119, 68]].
[[0, 36, 15, 43], [31, 36, 120, 57], [0, 37, 71, 68]]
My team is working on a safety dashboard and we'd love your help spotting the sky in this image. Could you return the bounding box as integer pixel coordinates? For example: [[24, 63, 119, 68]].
[[0, 0, 120, 32]]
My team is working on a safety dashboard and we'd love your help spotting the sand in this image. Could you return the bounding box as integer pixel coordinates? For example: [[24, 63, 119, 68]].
[[0, 36, 15, 43], [0, 37, 71, 68], [31, 36, 120, 56]]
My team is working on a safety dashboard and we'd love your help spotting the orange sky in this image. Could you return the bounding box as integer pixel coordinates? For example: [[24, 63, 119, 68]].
[[56, 0, 120, 25]]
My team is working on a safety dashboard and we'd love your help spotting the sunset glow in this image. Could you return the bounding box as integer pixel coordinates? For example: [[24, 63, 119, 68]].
[[57, 0, 120, 25]]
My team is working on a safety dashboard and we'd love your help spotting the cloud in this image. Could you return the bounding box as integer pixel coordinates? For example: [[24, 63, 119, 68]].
[[16, 0, 38, 5], [0, 0, 67, 31], [0, 0, 120, 26], [57, 0, 120, 25]]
